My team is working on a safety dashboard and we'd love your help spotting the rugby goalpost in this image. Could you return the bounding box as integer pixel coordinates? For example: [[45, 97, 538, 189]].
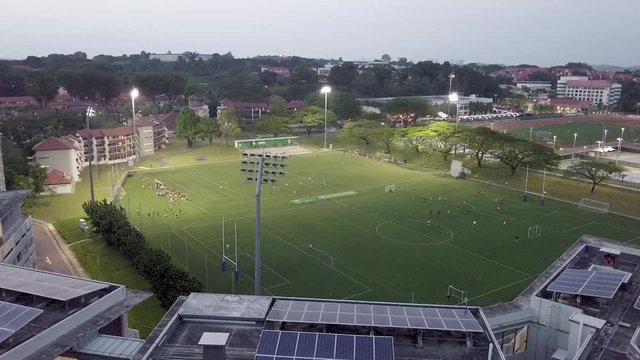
[[578, 198, 610, 214]]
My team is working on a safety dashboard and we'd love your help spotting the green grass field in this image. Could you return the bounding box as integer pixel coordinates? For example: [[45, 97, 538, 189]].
[[120, 151, 640, 306], [504, 122, 640, 147]]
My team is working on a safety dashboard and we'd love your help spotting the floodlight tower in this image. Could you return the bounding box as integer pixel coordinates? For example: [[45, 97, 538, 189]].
[[241, 152, 286, 295], [448, 92, 460, 131], [571, 133, 578, 164], [130, 88, 139, 161], [321, 86, 331, 149], [85, 106, 96, 206]]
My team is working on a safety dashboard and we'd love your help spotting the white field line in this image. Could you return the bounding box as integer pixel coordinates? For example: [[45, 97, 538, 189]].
[[624, 236, 640, 244], [68, 236, 99, 246], [264, 229, 373, 300], [561, 221, 597, 233], [193, 174, 241, 196], [335, 200, 531, 277], [235, 252, 291, 291], [462, 273, 541, 303]]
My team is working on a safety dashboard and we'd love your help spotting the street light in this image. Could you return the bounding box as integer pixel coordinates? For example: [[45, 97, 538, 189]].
[[448, 72, 455, 115], [320, 86, 331, 149], [448, 92, 459, 130], [85, 106, 96, 206], [130, 88, 139, 161], [616, 137, 623, 164], [571, 133, 577, 164], [241, 152, 287, 295], [529, 127, 533, 141], [603, 129, 608, 145], [552, 135, 557, 150], [621, 127, 625, 139]]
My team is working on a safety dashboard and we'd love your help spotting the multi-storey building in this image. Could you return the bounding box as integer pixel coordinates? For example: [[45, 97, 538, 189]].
[[556, 76, 622, 106], [76, 126, 138, 166], [31, 136, 85, 182], [0, 191, 34, 268], [134, 117, 169, 156]]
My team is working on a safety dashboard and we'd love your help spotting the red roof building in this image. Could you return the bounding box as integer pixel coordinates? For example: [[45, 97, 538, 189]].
[[44, 169, 72, 185]]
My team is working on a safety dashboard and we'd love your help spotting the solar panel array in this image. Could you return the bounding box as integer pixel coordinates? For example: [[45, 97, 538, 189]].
[[547, 269, 626, 299], [255, 330, 394, 360], [0, 300, 43, 344], [0, 266, 109, 301], [267, 300, 483, 333], [634, 296, 640, 311]]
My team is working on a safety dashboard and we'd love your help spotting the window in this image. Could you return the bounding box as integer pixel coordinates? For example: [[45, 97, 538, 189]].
[[496, 326, 528, 355]]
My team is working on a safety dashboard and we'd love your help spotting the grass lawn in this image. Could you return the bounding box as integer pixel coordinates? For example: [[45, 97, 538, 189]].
[[504, 122, 640, 147], [55, 218, 166, 338], [121, 150, 640, 306]]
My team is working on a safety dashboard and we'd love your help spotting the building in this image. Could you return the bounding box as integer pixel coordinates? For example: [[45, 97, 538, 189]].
[[0, 191, 34, 268], [134, 117, 169, 156], [548, 98, 592, 114], [217, 99, 305, 124], [76, 126, 138, 166], [31, 136, 85, 183], [356, 95, 493, 116], [516, 81, 553, 92], [556, 76, 622, 106], [0, 263, 149, 359], [135, 293, 506, 360], [260, 66, 291, 77], [149, 53, 214, 62]]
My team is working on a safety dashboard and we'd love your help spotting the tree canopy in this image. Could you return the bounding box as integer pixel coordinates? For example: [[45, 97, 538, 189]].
[[217, 108, 241, 147], [567, 160, 627, 193], [175, 108, 202, 147]]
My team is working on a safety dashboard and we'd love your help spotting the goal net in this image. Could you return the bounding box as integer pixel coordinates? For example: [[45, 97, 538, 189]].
[[384, 184, 396, 193], [528, 225, 542, 239], [450, 160, 464, 178], [578, 198, 610, 213]]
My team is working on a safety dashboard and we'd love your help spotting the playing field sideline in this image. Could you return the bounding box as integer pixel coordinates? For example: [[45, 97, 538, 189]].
[[121, 152, 640, 306]]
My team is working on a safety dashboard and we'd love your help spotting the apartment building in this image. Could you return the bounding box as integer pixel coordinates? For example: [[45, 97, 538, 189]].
[[76, 126, 138, 166], [0, 191, 34, 268]]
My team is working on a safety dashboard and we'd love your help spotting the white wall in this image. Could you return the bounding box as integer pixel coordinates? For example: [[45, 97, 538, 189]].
[[35, 149, 80, 181]]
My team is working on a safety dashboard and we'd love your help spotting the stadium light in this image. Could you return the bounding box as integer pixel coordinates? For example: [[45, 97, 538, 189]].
[[603, 129, 608, 145], [85, 106, 96, 206], [131, 87, 139, 161], [621, 127, 625, 139], [321, 86, 331, 149], [448, 92, 460, 131], [447, 72, 455, 115], [552, 135, 557, 150], [241, 152, 287, 295]]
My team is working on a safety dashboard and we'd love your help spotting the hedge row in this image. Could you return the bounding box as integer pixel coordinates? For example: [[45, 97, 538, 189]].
[[83, 200, 203, 308]]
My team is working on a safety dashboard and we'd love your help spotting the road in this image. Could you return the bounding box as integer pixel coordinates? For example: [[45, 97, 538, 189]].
[[33, 219, 87, 277]]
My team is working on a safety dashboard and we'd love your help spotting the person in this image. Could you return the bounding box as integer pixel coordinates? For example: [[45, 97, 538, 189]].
[[427, 220, 431, 226], [503, 220, 507, 225], [473, 221, 477, 227], [515, 235, 519, 242]]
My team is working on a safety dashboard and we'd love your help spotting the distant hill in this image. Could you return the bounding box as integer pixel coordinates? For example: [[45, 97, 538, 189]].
[[592, 64, 640, 72]]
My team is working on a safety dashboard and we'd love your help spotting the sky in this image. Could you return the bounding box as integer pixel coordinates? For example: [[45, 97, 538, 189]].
[[1, 0, 639, 67]]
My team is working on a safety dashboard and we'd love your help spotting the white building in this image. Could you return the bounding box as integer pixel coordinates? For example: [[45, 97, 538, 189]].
[[0, 191, 35, 268], [556, 76, 621, 106], [32, 136, 85, 182]]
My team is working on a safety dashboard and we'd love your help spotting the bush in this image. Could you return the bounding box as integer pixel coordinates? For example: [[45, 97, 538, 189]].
[[83, 200, 203, 308]]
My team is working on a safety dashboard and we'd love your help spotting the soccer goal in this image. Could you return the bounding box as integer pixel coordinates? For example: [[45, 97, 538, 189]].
[[384, 184, 396, 193], [528, 225, 542, 239], [578, 198, 610, 213]]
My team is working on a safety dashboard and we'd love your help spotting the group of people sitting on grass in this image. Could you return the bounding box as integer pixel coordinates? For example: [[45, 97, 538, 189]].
[[153, 179, 189, 201], [342, 149, 407, 164]]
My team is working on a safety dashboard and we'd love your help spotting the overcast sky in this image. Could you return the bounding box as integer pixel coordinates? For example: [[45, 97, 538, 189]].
[[1, 0, 639, 66]]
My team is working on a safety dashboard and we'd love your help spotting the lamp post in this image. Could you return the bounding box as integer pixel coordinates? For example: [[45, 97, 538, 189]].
[[552, 135, 557, 150], [616, 137, 623, 164], [529, 127, 533, 141], [571, 133, 577, 164], [596, 141, 603, 160], [130, 88, 139, 161], [448, 92, 459, 131], [320, 86, 331, 149], [603, 129, 608, 146], [85, 106, 96, 206], [241, 152, 286, 295], [621, 127, 625, 139], [448, 72, 455, 115]]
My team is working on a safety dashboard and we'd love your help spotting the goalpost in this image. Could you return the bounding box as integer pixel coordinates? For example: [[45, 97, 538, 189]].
[[384, 184, 396, 193], [578, 198, 610, 214], [528, 225, 542, 239]]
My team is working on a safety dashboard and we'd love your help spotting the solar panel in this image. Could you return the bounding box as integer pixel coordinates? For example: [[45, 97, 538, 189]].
[[0, 300, 43, 344], [547, 269, 626, 299], [0, 265, 109, 301], [635, 296, 640, 311], [255, 330, 394, 360], [267, 300, 483, 333]]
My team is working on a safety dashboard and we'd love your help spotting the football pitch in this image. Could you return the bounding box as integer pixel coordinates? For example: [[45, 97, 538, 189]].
[[503, 121, 639, 147], [121, 152, 640, 306]]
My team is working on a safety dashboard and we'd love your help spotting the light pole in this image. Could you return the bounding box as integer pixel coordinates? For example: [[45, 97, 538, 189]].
[[571, 133, 577, 164], [241, 152, 286, 295], [85, 106, 96, 206], [130, 88, 139, 161], [448, 92, 459, 131], [529, 127, 533, 141], [552, 135, 557, 150], [448, 72, 455, 115], [596, 141, 603, 160], [603, 129, 608, 146], [616, 137, 623, 164], [321, 86, 331, 149]]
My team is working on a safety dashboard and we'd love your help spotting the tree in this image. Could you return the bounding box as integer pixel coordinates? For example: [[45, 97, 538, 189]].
[[397, 127, 429, 154], [420, 121, 459, 160], [331, 91, 361, 120], [175, 108, 202, 147], [327, 63, 358, 87], [460, 126, 500, 167], [567, 160, 627, 193], [56, 67, 120, 102], [381, 54, 392, 62], [382, 97, 433, 127], [341, 120, 384, 149], [374, 126, 396, 154], [217, 108, 241, 147], [25, 71, 58, 107], [295, 106, 336, 137], [492, 137, 559, 174], [268, 95, 288, 116], [257, 116, 290, 137], [199, 118, 219, 145], [134, 73, 186, 103]]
